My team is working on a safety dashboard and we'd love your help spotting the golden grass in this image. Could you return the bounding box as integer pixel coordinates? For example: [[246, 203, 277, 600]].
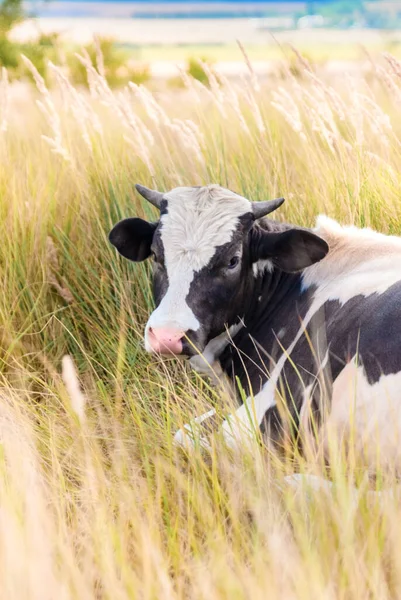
[[1, 50, 401, 599]]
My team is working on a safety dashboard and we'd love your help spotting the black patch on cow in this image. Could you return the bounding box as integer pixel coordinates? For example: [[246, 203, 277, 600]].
[[149, 221, 170, 308], [109, 218, 158, 262], [250, 227, 329, 272], [323, 281, 401, 384], [259, 405, 284, 443], [219, 271, 313, 394]]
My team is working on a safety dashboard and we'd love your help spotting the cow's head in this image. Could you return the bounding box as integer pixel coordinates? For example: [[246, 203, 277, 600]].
[[109, 184, 328, 356]]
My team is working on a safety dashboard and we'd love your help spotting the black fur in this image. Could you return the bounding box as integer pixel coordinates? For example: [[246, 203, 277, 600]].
[[109, 218, 157, 262], [250, 226, 329, 272]]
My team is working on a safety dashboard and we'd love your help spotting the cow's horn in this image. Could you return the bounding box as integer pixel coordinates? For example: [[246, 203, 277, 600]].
[[135, 184, 164, 209], [251, 198, 285, 219]]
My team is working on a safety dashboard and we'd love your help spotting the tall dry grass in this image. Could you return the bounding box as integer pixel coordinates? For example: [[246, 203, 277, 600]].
[[0, 49, 401, 599]]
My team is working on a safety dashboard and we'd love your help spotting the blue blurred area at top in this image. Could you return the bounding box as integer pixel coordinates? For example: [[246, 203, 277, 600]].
[[28, 0, 376, 21], [28, 0, 311, 19], [47, 1, 305, 3]]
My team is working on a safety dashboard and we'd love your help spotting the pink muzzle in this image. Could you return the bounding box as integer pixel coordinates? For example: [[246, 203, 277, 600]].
[[147, 327, 185, 354]]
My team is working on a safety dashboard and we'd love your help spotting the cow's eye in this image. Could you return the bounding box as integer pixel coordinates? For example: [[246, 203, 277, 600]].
[[151, 251, 160, 263], [227, 256, 240, 270]]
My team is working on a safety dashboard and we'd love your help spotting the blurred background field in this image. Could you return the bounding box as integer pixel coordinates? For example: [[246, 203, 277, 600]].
[[4, 0, 401, 85]]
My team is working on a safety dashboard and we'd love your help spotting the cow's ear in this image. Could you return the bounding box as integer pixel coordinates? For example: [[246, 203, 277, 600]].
[[109, 218, 158, 262], [251, 228, 329, 273]]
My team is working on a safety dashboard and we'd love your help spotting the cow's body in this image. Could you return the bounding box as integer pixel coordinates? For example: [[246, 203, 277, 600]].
[[109, 185, 401, 468], [206, 216, 401, 465]]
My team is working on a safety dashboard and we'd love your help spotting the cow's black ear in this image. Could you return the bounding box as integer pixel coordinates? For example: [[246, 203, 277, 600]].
[[251, 228, 329, 273], [109, 218, 158, 262]]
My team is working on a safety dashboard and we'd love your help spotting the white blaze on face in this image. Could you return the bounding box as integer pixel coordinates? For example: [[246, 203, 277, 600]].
[[144, 185, 251, 351]]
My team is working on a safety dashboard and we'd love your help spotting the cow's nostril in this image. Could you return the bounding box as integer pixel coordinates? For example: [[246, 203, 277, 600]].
[[146, 327, 186, 354]]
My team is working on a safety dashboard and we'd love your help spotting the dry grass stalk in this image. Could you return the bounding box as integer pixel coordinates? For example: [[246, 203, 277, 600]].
[[94, 35, 106, 79], [129, 82, 169, 127], [244, 86, 266, 135], [197, 60, 228, 120], [61, 355, 87, 423], [72, 54, 160, 173], [271, 87, 306, 141], [376, 65, 401, 105], [118, 90, 155, 175], [75, 49, 102, 98], [358, 92, 391, 143], [383, 52, 401, 80], [46, 236, 74, 304], [49, 61, 104, 148], [129, 81, 206, 167], [216, 72, 252, 135], [0, 67, 9, 133], [290, 45, 314, 74], [21, 55, 71, 161], [236, 39, 260, 92]]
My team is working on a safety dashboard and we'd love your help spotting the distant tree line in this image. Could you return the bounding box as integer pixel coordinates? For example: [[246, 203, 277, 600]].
[[0, 0, 25, 34]]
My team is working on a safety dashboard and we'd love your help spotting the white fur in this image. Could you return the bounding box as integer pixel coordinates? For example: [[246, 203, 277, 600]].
[[323, 359, 401, 470], [145, 185, 251, 346], [222, 381, 276, 447], [252, 259, 274, 277], [303, 215, 401, 304]]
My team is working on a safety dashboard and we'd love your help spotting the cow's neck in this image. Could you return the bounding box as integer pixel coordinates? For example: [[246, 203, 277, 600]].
[[218, 266, 314, 395], [245, 268, 305, 330]]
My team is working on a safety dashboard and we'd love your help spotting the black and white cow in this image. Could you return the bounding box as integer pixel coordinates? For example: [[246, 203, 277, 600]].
[[109, 184, 401, 466]]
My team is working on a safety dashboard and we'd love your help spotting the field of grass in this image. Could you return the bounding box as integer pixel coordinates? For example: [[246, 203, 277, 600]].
[[1, 50, 401, 599], [133, 39, 401, 63]]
